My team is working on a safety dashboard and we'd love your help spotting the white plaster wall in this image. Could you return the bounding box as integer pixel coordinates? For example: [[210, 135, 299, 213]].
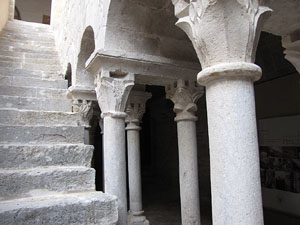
[[15, 0, 51, 23]]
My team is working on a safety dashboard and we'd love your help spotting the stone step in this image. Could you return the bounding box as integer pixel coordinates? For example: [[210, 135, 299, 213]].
[[0, 75, 67, 89], [0, 50, 58, 59], [0, 85, 68, 99], [0, 31, 54, 43], [0, 144, 93, 169], [0, 55, 60, 65], [0, 95, 72, 111], [0, 167, 95, 198], [0, 45, 57, 55], [0, 125, 84, 144], [0, 37, 55, 48], [0, 191, 117, 225], [0, 61, 61, 73], [0, 39, 55, 50], [0, 67, 63, 79], [0, 109, 81, 126], [6, 20, 52, 32]]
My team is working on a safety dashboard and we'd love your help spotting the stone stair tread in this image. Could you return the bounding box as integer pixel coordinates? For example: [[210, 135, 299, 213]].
[[0, 75, 67, 89], [0, 125, 84, 144], [0, 108, 80, 126], [0, 61, 62, 72], [0, 166, 96, 199], [0, 85, 68, 99], [0, 191, 118, 225], [0, 55, 59, 65], [0, 143, 93, 169], [0, 95, 72, 112], [0, 50, 58, 59], [0, 67, 62, 79]]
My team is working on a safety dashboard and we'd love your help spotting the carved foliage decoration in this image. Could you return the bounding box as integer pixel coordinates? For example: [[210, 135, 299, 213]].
[[172, 0, 272, 68], [95, 74, 134, 114], [166, 79, 204, 121]]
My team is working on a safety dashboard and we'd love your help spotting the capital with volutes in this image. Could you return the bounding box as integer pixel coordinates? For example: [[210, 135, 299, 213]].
[[166, 79, 204, 122], [172, 0, 272, 85], [95, 70, 134, 119], [125, 91, 152, 130]]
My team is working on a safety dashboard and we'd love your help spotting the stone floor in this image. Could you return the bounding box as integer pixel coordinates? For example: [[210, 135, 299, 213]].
[[142, 180, 300, 225]]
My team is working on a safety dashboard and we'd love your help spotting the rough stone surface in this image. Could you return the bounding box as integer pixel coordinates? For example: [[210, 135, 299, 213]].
[[0, 167, 96, 199], [0, 95, 72, 111], [0, 75, 67, 89], [0, 125, 84, 144], [0, 144, 94, 169], [0, 109, 81, 126], [0, 191, 118, 225]]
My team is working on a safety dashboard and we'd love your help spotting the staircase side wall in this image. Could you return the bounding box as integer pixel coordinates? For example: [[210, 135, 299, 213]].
[[50, 0, 110, 86]]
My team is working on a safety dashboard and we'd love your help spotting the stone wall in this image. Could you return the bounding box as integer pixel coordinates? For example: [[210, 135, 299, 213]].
[[0, 0, 9, 31], [50, 0, 108, 86]]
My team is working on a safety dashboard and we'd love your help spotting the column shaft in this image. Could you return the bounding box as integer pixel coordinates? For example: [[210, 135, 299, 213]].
[[127, 129, 143, 212], [103, 116, 127, 225], [177, 120, 201, 225], [206, 78, 263, 225]]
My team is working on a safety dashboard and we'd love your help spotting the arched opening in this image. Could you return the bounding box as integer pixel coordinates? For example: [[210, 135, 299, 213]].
[[75, 26, 95, 87], [15, 0, 52, 24], [65, 63, 72, 88]]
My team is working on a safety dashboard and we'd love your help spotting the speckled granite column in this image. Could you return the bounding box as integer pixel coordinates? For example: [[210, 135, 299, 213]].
[[95, 73, 134, 225], [171, 1, 272, 224], [126, 91, 151, 225], [166, 80, 204, 225]]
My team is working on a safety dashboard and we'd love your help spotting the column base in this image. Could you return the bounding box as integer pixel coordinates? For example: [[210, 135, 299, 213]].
[[128, 211, 149, 225]]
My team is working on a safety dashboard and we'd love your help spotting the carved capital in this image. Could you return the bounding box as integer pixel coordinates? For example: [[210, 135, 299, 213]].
[[125, 91, 152, 130], [172, 0, 272, 68], [95, 72, 134, 118], [72, 99, 94, 128], [282, 30, 300, 74], [166, 79, 204, 122]]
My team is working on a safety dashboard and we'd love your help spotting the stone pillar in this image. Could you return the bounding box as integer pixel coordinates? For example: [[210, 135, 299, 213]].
[[9, 0, 15, 20], [172, 1, 272, 225], [95, 72, 134, 225], [166, 79, 204, 225], [282, 31, 300, 74], [125, 91, 151, 225]]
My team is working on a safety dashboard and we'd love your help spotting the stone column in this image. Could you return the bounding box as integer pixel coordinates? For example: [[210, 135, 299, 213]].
[[172, 1, 272, 225], [95, 72, 134, 225], [282, 31, 300, 74], [125, 91, 151, 225], [166, 79, 204, 225]]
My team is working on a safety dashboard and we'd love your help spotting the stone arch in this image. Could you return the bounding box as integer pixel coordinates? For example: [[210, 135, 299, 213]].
[[103, 0, 198, 62], [75, 26, 95, 87]]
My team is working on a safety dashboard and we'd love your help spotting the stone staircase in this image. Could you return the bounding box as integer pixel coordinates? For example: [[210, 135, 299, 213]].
[[0, 20, 117, 225]]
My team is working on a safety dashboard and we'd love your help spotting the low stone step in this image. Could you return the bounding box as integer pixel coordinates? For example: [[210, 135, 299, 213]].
[[0, 55, 60, 65], [0, 37, 55, 48], [0, 167, 95, 198], [0, 191, 117, 225], [0, 75, 67, 89], [0, 45, 56, 55], [0, 125, 84, 144], [0, 144, 93, 169], [0, 67, 63, 79], [6, 20, 52, 32], [0, 32, 54, 43], [0, 95, 72, 111], [0, 50, 58, 59], [0, 61, 62, 73], [0, 109, 81, 126], [0, 85, 68, 99]]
